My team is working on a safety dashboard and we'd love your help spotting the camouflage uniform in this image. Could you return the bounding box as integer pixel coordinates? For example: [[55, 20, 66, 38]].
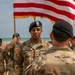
[[30, 46, 75, 75], [0, 48, 8, 75], [4, 42, 22, 75], [19, 38, 52, 75]]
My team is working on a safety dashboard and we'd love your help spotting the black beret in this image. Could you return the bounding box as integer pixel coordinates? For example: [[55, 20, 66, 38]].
[[12, 33, 20, 39], [53, 20, 73, 38], [29, 21, 42, 32]]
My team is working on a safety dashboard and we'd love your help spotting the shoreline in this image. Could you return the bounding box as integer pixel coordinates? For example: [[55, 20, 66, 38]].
[[2, 42, 10, 49], [2, 38, 50, 49]]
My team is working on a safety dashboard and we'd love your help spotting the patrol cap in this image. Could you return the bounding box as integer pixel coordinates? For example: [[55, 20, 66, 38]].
[[29, 21, 42, 32], [12, 33, 20, 39], [53, 20, 73, 38]]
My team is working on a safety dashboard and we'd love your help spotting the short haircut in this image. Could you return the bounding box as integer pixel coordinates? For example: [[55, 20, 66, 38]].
[[52, 20, 73, 42], [52, 29, 70, 42]]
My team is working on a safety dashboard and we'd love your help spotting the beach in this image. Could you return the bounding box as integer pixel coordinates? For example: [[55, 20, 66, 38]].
[[2, 38, 50, 49], [2, 41, 10, 49]]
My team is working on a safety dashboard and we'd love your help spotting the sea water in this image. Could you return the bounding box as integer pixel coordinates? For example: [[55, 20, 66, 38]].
[[2, 38, 51, 43]]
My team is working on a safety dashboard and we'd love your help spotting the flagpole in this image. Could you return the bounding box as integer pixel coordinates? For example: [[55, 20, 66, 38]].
[[7, 18, 17, 75], [14, 18, 16, 50], [13, 18, 16, 67], [33, 16, 36, 60], [34, 16, 36, 22], [14, 18, 16, 35], [14, 18, 16, 48]]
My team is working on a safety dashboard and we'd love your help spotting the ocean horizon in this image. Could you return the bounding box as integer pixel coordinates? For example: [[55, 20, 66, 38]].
[[2, 38, 51, 43]]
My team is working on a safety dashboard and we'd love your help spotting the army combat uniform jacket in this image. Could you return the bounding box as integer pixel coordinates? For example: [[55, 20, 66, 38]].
[[4, 42, 22, 75], [0, 48, 8, 75], [19, 38, 52, 74], [29, 46, 75, 75]]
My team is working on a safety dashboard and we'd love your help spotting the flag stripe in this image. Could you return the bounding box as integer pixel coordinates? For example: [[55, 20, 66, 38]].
[[14, 3, 75, 20], [14, 2, 75, 9], [14, 12, 59, 20], [13, 0, 75, 25], [14, 2, 75, 15], [14, 12, 73, 22], [14, 0, 75, 10], [14, 8, 74, 24], [49, 0, 75, 9]]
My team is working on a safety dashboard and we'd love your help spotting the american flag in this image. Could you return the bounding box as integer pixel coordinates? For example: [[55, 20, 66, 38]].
[[13, 0, 75, 25]]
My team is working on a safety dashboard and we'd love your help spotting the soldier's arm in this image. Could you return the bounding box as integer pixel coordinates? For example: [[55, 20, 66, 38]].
[[3, 50, 9, 72], [16, 44, 25, 75], [4, 37, 18, 52], [4, 42, 14, 52], [19, 43, 30, 75]]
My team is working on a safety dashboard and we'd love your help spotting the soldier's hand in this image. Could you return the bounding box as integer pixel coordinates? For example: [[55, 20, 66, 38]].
[[11, 37, 17, 44], [14, 47, 19, 55]]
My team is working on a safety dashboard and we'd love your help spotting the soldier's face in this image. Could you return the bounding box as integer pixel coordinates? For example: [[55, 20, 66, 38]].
[[72, 39, 75, 46], [16, 36, 21, 43], [30, 27, 42, 39]]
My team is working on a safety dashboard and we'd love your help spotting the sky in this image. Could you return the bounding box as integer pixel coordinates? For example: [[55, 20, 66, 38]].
[[0, 0, 75, 38]]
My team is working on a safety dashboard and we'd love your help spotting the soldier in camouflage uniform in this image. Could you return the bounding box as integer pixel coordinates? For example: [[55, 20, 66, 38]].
[[19, 21, 52, 75], [70, 36, 75, 53], [0, 38, 9, 75], [4, 33, 22, 75], [29, 20, 75, 75]]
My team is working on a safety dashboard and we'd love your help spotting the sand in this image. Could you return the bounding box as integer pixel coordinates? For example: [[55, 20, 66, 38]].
[[2, 41, 10, 49]]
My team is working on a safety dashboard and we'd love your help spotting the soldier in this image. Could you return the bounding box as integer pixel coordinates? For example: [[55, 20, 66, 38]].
[[30, 20, 75, 75], [69, 36, 75, 54], [71, 36, 75, 49], [0, 39, 2, 46], [0, 38, 8, 75], [4, 33, 22, 75], [19, 21, 52, 75]]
